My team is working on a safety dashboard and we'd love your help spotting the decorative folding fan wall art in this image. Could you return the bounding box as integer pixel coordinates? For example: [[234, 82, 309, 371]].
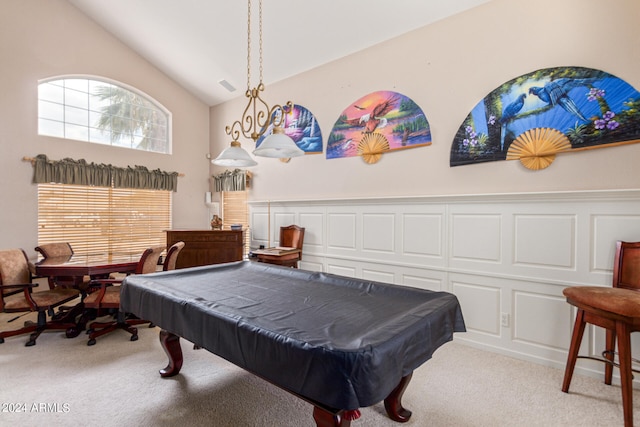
[[256, 104, 323, 156], [327, 90, 432, 164], [450, 66, 640, 170]]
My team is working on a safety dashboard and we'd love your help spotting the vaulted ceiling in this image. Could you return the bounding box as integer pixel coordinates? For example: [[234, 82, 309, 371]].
[[68, 0, 489, 106]]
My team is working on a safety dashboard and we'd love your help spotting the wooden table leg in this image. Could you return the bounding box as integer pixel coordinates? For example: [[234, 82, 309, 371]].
[[159, 329, 183, 377], [384, 373, 413, 422], [312, 407, 360, 427]]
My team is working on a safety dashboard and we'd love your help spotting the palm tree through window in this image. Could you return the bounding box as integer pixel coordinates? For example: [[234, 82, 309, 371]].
[[38, 76, 171, 153]]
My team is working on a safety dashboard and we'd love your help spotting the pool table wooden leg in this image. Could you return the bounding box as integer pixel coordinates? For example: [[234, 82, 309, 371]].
[[384, 373, 413, 422], [312, 407, 360, 427], [159, 329, 183, 377]]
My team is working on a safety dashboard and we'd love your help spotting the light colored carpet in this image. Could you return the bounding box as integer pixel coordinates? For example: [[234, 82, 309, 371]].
[[1, 309, 638, 427]]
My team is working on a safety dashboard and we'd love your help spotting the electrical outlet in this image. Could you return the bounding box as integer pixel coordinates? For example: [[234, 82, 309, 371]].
[[501, 312, 510, 327]]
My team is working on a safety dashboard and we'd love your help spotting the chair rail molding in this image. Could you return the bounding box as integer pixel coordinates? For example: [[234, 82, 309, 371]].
[[249, 189, 640, 385]]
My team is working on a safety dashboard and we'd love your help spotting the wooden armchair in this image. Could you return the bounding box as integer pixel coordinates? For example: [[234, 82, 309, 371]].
[[34, 242, 73, 258], [83, 246, 164, 346], [256, 225, 305, 268], [163, 241, 185, 271], [0, 249, 80, 346], [35, 242, 90, 290]]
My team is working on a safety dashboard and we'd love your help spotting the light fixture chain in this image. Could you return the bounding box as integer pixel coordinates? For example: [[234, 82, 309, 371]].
[[259, 0, 263, 84], [219, 0, 303, 161], [246, 0, 251, 91]]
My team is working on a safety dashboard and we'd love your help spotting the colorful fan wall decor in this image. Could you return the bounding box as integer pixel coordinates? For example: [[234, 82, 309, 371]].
[[256, 103, 323, 156], [450, 66, 640, 170], [327, 90, 431, 164]]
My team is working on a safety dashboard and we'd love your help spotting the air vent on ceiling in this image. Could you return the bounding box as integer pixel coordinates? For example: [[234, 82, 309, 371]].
[[218, 79, 236, 92]]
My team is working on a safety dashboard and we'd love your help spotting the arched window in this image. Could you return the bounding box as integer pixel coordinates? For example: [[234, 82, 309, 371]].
[[38, 76, 171, 153]]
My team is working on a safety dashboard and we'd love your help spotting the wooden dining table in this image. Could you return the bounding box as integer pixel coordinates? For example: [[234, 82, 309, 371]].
[[35, 253, 141, 337], [35, 252, 140, 284]]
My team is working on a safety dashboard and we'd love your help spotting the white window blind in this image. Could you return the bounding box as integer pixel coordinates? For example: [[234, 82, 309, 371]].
[[221, 190, 249, 257], [38, 183, 171, 256]]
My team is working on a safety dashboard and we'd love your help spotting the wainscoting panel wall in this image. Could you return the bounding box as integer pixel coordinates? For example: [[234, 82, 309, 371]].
[[249, 190, 640, 384]]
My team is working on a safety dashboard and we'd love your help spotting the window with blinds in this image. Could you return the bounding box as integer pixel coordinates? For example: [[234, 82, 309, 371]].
[[221, 190, 250, 257], [38, 183, 171, 256]]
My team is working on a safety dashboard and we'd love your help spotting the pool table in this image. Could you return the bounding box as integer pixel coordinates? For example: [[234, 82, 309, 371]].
[[120, 261, 465, 426]]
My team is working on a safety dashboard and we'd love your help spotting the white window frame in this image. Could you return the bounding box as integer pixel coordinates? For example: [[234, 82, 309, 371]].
[[38, 75, 172, 154]]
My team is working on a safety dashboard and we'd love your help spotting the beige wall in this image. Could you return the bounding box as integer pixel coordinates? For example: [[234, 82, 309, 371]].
[[2, 0, 638, 254], [210, 0, 640, 202], [0, 0, 211, 252]]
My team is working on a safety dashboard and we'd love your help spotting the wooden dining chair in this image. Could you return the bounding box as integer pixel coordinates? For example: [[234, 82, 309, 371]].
[[562, 241, 640, 427], [34, 242, 73, 259], [256, 225, 305, 268], [0, 249, 80, 346], [83, 246, 164, 346], [34, 242, 91, 290], [163, 241, 185, 271]]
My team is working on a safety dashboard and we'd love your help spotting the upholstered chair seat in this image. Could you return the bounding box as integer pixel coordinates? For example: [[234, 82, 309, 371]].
[[563, 286, 640, 318], [1, 248, 81, 346]]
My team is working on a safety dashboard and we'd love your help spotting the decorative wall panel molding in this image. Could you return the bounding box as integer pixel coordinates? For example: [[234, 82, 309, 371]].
[[252, 212, 269, 242], [327, 213, 357, 250], [451, 214, 502, 262], [273, 212, 296, 233], [513, 291, 571, 350], [327, 263, 356, 278], [249, 189, 640, 383], [362, 213, 395, 253], [592, 214, 640, 272], [299, 212, 324, 248], [401, 273, 443, 292], [362, 268, 395, 284], [513, 214, 576, 268], [452, 280, 502, 336], [401, 213, 443, 258]]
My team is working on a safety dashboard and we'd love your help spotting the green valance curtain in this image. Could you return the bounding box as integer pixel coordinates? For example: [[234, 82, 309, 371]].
[[213, 169, 251, 192], [30, 154, 179, 192]]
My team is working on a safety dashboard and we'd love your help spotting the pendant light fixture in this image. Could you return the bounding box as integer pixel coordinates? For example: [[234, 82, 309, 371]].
[[211, 140, 257, 167], [212, 0, 303, 167]]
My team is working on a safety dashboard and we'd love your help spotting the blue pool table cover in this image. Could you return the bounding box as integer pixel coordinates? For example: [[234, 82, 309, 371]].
[[120, 261, 465, 410]]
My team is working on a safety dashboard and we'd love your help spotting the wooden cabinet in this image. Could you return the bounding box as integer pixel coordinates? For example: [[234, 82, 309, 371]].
[[165, 229, 243, 269]]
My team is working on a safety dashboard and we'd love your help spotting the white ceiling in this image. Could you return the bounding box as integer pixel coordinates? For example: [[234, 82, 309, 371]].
[[67, 0, 489, 106]]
